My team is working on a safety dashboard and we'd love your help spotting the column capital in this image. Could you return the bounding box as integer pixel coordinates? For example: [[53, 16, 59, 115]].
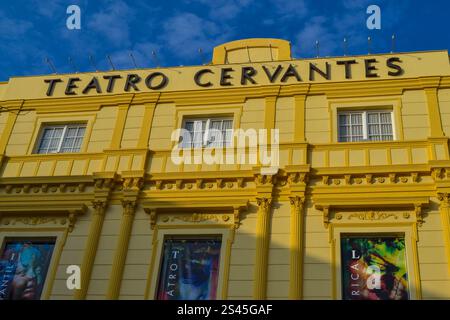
[[289, 195, 305, 207], [256, 197, 272, 212], [92, 200, 107, 215], [121, 200, 137, 216], [438, 192, 450, 207]]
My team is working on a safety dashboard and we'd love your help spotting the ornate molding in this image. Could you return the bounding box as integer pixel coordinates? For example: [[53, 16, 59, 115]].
[[146, 209, 157, 229], [237, 177, 245, 188], [122, 177, 144, 191], [2, 216, 65, 226], [3, 182, 88, 194], [316, 171, 431, 187], [94, 178, 114, 190], [255, 174, 275, 187], [322, 206, 330, 228], [347, 211, 398, 221], [68, 212, 77, 232], [287, 172, 307, 185], [169, 213, 220, 223], [414, 204, 424, 226]]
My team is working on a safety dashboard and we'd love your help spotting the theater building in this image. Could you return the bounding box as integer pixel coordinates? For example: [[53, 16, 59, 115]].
[[1, 38, 450, 300]]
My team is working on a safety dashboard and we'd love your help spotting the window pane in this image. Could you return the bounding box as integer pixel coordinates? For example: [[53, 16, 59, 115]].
[[367, 112, 393, 141], [339, 114, 349, 125], [367, 113, 380, 124], [222, 120, 233, 146], [380, 113, 391, 123], [41, 128, 54, 140], [182, 118, 232, 148], [184, 121, 194, 133], [192, 120, 205, 148], [73, 137, 83, 151], [36, 125, 85, 154], [53, 128, 63, 139], [351, 113, 362, 124], [76, 127, 86, 138], [66, 127, 78, 137]]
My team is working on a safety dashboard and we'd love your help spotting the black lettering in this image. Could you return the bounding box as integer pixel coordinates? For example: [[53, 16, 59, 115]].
[[386, 57, 404, 76], [281, 64, 301, 82], [309, 62, 331, 80], [241, 66, 257, 85], [336, 60, 357, 79], [44, 79, 62, 96], [262, 65, 283, 82], [82, 77, 102, 94], [145, 72, 168, 90], [364, 59, 379, 78], [65, 78, 81, 95], [124, 74, 141, 91], [103, 75, 122, 93], [194, 69, 214, 87], [220, 68, 234, 86]]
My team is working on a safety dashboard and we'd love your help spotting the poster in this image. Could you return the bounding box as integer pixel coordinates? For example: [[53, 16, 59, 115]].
[[341, 235, 409, 300], [157, 237, 221, 300], [0, 239, 55, 300]]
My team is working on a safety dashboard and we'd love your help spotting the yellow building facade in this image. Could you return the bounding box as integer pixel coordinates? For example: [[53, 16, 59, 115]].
[[0, 38, 450, 300]]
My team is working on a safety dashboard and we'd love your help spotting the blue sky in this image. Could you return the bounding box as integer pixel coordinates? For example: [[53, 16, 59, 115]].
[[0, 0, 449, 81]]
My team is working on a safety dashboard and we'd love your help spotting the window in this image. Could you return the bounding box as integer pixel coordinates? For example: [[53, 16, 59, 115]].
[[340, 234, 409, 300], [0, 238, 56, 300], [338, 111, 394, 142], [180, 118, 233, 148], [36, 124, 86, 154], [156, 236, 222, 300]]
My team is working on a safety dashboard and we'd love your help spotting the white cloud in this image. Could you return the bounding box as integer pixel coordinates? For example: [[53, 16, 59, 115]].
[[29, 0, 67, 18], [342, 0, 374, 10], [88, 0, 134, 45], [271, 0, 308, 19], [162, 12, 232, 60], [295, 16, 338, 57], [185, 0, 252, 20], [0, 10, 33, 40]]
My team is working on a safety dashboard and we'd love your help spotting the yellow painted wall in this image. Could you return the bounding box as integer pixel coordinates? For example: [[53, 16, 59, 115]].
[[0, 39, 450, 300]]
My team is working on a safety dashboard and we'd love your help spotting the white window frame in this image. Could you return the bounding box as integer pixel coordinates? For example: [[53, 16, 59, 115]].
[[337, 110, 395, 142], [180, 117, 233, 148], [35, 123, 86, 154]]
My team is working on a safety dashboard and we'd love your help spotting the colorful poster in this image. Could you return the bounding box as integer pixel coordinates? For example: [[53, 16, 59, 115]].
[[341, 235, 409, 300], [157, 238, 221, 300], [0, 239, 55, 300]]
